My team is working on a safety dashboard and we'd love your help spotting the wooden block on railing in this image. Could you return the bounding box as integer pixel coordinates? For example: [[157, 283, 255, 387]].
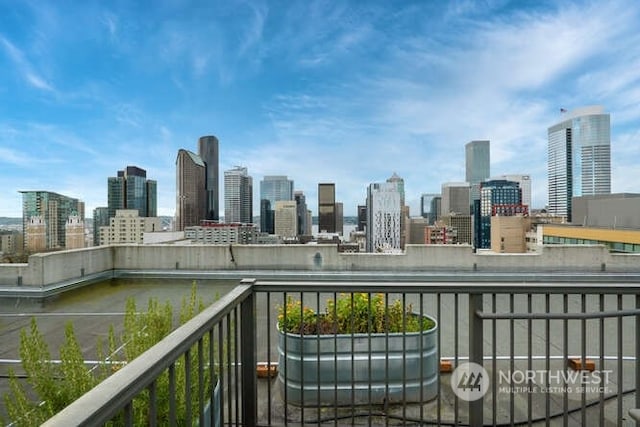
[[440, 359, 453, 373], [568, 358, 595, 371], [257, 362, 278, 378]]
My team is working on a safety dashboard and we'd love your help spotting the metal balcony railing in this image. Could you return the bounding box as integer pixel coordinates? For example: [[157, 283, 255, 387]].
[[42, 277, 640, 426]]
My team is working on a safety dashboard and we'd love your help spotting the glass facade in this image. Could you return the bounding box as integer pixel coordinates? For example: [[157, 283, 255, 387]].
[[465, 140, 490, 201], [224, 166, 253, 223], [108, 166, 157, 219], [260, 176, 293, 233], [198, 136, 220, 221], [21, 191, 83, 250], [548, 107, 610, 221], [318, 183, 336, 233], [478, 180, 522, 249]]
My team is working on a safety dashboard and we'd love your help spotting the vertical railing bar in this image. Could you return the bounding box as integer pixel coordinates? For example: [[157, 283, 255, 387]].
[[436, 292, 442, 426], [333, 291, 338, 427], [148, 380, 157, 427], [509, 293, 514, 426], [454, 293, 459, 426], [123, 401, 133, 427], [234, 306, 240, 427], [240, 285, 256, 427], [527, 293, 532, 427], [198, 338, 205, 426], [599, 293, 605, 427], [419, 292, 424, 424], [283, 292, 288, 427], [436, 292, 443, 425], [469, 292, 484, 427], [368, 291, 373, 426], [169, 362, 176, 426], [581, 294, 586, 427], [350, 292, 355, 425], [635, 294, 640, 425], [385, 293, 390, 427], [317, 291, 322, 423], [402, 293, 407, 422], [545, 293, 550, 425], [218, 321, 225, 427], [617, 294, 623, 426], [185, 348, 192, 427], [563, 293, 568, 426], [300, 292, 305, 424], [226, 313, 232, 427], [209, 329, 215, 427], [266, 292, 272, 425], [492, 293, 497, 427]]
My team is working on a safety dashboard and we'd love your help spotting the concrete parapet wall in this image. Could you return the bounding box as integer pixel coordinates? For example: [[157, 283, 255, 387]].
[[0, 244, 638, 287]]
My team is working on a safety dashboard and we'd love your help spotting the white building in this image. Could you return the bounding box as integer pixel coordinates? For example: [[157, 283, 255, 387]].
[[100, 209, 162, 245], [366, 182, 401, 253], [224, 166, 253, 223], [274, 200, 298, 238]]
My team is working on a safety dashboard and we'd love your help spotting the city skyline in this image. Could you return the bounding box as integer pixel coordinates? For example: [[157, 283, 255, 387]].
[[2, 1, 640, 217]]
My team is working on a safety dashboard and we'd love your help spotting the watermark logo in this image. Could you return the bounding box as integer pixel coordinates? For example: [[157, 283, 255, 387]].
[[451, 362, 490, 401]]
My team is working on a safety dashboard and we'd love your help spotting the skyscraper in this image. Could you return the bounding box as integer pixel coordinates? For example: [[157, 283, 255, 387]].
[[366, 182, 401, 253], [318, 183, 336, 233], [494, 174, 532, 208], [260, 176, 294, 233], [176, 149, 206, 231], [441, 182, 471, 215], [20, 190, 84, 251], [107, 166, 157, 218], [198, 136, 220, 221], [466, 140, 490, 201], [274, 200, 298, 238], [548, 106, 611, 221], [224, 166, 253, 223], [294, 191, 311, 236], [479, 179, 523, 249]]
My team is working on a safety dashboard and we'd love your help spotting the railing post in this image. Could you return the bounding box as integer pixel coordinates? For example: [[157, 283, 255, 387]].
[[469, 292, 484, 427], [240, 279, 257, 426]]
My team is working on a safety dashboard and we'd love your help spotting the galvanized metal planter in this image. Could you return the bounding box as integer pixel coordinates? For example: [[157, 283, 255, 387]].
[[277, 315, 438, 406]]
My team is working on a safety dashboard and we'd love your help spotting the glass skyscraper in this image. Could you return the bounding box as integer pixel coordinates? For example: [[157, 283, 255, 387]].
[[107, 166, 157, 218], [478, 179, 522, 249], [548, 106, 611, 221], [176, 149, 206, 231], [198, 136, 220, 221], [465, 140, 490, 201], [224, 166, 253, 223], [260, 176, 293, 233]]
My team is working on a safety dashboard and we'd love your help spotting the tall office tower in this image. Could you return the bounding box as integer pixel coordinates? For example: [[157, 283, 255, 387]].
[[548, 106, 611, 221], [224, 166, 253, 223], [198, 136, 220, 221], [479, 179, 523, 249], [335, 202, 344, 236], [366, 182, 401, 253], [20, 191, 84, 251], [294, 191, 311, 236], [441, 183, 471, 215], [65, 215, 85, 249], [387, 173, 405, 206], [421, 193, 440, 224], [176, 149, 206, 231], [357, 205, 367, 232], [274, 200, 298, 238], [318, 183, 336, 233], [93, 207, 109, 246], [430, 196, 442, 224], [466, 140, 490, 201], [494, 174, 531, 208], [260, 176, 294, 233], [107, 166, 157, 218], [387, 173, 407, 248]]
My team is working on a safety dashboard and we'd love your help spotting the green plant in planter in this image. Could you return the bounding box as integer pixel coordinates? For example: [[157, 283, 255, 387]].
[[277, 293, 435, 335]]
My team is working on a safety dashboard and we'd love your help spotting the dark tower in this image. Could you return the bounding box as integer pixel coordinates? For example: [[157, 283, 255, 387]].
[[198, 136, 220, 221]]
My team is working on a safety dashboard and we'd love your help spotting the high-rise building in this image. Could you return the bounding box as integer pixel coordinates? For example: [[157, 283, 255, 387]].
[[274, 200, 298, 238], [20, 190, 84, 252], [466, 140, 490, 201], [93, 207, 109, 246], [318, 183, 336, 234], [421, 193, 440, 224], [25, 216, 46, 253], [99, 209, 161, 245], [198, 136, 220, 221], [357, 205, 367, 232], [441, 183, 471, 215], [176, 149, 206, 231], [335, 202, 344, 236], [65, 215, 85, 249], [294, 191, 311, 236], [548, 106, 611, 221], [479, 179, 524, 249], [494, 174, 531, 208], [366, 182, 401, 253], [224, 166, 253, 223], [260, 176, 294, 233], [108, 166, 157, 218]]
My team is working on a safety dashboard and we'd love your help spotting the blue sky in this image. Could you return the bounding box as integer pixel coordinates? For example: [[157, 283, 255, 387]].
[[1, 0, 640, 218]]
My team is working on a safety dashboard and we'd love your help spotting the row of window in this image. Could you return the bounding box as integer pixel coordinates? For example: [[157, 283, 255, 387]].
[[543, 236, 640, 253]]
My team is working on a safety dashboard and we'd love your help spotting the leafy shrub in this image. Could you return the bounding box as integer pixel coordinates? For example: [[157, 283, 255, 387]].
[[277, 293, 435, 335]]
